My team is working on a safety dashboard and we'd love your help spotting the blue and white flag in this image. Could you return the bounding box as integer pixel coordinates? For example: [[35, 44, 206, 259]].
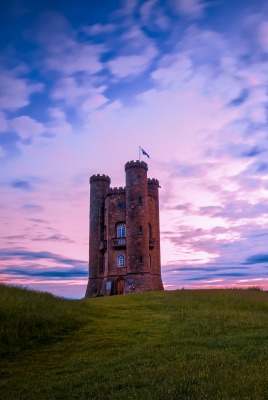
[[141, 147, 150, 158]]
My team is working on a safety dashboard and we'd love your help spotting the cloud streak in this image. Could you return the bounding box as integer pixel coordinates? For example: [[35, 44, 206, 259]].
[[2, 266, 87, 278], [244, 254, 268, 265], [0, 248, 87, 267]]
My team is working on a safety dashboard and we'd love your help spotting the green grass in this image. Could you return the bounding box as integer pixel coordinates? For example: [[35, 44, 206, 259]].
[[1, 285, 268, 399]]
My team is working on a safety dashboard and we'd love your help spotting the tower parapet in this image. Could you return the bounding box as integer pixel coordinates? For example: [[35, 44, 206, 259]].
[[148, 178, 160, 187], [125, 160, 148, 172], [90, 174, 111, 184], [106, 187, 126, 196]]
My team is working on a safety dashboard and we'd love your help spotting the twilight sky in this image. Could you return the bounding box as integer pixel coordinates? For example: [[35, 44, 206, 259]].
[[1, 0, 268, 297]]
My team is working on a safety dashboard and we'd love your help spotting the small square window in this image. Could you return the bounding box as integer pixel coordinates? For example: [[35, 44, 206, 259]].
[[139, 255, 143, 264], [137, 197, 142, 205], [138, 225, 143, 234]]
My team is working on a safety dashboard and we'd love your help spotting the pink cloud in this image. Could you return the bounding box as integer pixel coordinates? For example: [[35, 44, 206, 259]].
[[107, 44, 157, 78], [82, 23, 117, 36], [11, 116, 45, 140], [45, 41, 104, 76], [173, 0, 208, 18]]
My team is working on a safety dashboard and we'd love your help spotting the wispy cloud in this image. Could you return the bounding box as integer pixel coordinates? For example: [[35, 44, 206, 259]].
[[10, 116, 45, 140], [21, 204, 44, 212], [244, 253, 268, 265], [172, 0, 208, 19], [32, 234, 74, 243], [227, 88, 250, 107], [11, 179, 34, 191], [0, 248, 87, 266], [2, 266, 87, 279]]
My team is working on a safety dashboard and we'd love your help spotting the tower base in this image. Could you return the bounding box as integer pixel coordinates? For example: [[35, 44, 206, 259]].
[[85, 278, 103, 297], [124, 273, 164, 293], [85, 274, 163, 297]]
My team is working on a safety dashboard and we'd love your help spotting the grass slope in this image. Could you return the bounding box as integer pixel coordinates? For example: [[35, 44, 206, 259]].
[[1, 285, 268, 400]]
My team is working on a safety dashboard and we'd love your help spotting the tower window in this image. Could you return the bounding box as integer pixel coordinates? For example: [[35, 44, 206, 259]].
[[138, 225, 143, 234], [137, 196, 142, 205], [139, 255, 143, 264], [117, 254, 125, 267], [117, 223, 126, 238]]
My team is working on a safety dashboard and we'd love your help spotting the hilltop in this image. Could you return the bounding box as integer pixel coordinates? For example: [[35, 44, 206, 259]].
[[1, 284, 268, 399]]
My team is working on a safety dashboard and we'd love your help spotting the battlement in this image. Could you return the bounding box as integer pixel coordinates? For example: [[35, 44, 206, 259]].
[[106, 186, 126, 196], [125, 160, 148, 171], [148, 178, 160, 187], [90, 174, 111, 184]]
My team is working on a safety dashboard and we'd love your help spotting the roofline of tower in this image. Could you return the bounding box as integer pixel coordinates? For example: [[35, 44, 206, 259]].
[[125, 160, 148, 171], [148, 178, 160, 187], [90, 174, 111, 184], [106, 187, 126, 196]]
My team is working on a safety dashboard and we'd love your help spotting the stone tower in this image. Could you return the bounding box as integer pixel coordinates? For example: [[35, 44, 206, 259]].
[[85, 160, 164, 297]]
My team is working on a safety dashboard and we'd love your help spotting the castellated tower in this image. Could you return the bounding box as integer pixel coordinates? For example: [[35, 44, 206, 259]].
[[85, 160, 164, 297]]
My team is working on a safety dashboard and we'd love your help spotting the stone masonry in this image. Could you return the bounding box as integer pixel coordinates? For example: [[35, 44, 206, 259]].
[[85, 160, 164, 297]]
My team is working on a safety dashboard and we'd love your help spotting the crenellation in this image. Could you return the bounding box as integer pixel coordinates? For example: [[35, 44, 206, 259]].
[[148, 178, 160, 186], [90, 174, 111, 184], [125, 160, 148, 171], [106, 186, 126, 196]]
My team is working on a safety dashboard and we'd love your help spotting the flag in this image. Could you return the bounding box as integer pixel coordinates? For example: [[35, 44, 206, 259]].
[[141, 147, 150, 158]]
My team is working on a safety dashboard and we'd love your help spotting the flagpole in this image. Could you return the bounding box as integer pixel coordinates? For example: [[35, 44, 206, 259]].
[[139, 146, 141, 161]]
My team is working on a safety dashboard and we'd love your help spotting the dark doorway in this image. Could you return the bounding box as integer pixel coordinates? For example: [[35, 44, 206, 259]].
[[116, 279, 124, 295]]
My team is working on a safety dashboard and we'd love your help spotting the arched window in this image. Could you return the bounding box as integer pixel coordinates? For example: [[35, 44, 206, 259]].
[[117, 254, 125, 267], [117, 223, 126, 238]]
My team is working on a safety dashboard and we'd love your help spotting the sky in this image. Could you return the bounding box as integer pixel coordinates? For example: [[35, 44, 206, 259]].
[[0, 0, 268, 298]]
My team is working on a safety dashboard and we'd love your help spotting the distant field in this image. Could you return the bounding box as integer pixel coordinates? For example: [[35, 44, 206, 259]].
[[1, 284, 268, 400]]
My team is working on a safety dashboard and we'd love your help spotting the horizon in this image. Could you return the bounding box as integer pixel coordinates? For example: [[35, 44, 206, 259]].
[[1, 0, 268, 297]]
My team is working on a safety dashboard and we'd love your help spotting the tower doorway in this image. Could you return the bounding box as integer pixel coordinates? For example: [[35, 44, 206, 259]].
[[116, 279, 124, 295]]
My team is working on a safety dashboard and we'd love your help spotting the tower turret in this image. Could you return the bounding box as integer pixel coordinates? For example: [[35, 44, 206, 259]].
[[124, 161, 150, 292], [85, 174, 110, 297]]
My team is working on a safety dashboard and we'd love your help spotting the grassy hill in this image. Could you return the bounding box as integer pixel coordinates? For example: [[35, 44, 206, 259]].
[[1, 284, 268, 400]]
